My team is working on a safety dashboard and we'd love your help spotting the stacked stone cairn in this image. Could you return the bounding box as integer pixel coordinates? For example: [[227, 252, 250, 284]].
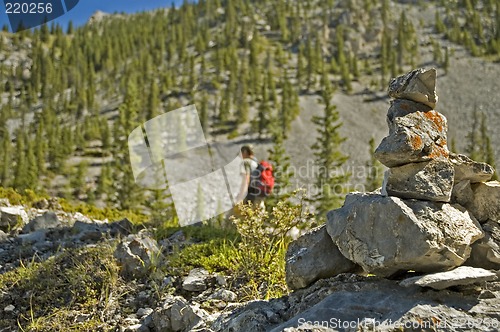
[[286, 68, 500, 290]]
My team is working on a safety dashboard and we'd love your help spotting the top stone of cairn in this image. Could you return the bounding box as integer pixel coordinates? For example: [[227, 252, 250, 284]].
[[388, 68, 438, 109]]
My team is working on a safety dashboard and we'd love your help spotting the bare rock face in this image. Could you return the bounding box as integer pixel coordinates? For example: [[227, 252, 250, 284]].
[[285, 225, 358, 290], [450, 153, 495, 183], [400, 266, 497, 290], [388, 68, 438, 108], [326, 193, 483, 277], [466, 220, 500, 270], [382, 158, 454, 202], [375, 109, 449, 168], [462, 181, 500, 222]]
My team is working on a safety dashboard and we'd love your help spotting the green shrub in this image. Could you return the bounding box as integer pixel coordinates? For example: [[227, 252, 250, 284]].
[[229, 190, 314, 299]]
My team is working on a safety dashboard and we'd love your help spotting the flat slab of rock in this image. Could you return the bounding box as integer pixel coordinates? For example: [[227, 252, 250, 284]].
[[382, 158, 454, 202], [375, 110, 449, 168], [463, 181, 500, 222], [450, 153, 494, 183], [400, 266, 498, 290], [326, 193, 483, 277], [466, 220, 500, 270], [388, 68, 438, 108], [285, 225, 358, 290]]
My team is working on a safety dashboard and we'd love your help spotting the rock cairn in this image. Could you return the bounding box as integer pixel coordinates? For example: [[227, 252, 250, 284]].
[[286, 68, 500, 290]]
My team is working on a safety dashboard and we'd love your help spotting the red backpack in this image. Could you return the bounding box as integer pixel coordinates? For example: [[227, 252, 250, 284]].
[[249, 160, 275, 197]]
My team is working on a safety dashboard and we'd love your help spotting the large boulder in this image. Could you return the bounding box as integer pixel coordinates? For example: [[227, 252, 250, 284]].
[[466, 220, 500, 270], [326, 193, 483, 277], [450, 153, 495, 183], [0, 206, 28, 231], [388, 67, 438, 108], [114, 233, 162, 279], [375, 109, 449, 168], [462, 181, 500, 222], [382, 158, 454, 202], [285, 225, 358, 290], [400, 266, 498, 290]]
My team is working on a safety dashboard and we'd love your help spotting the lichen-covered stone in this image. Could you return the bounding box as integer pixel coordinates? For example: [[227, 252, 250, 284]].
[[375, 109, 449, 167]]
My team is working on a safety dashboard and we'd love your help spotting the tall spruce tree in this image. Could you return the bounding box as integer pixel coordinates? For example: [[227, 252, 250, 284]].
[[267, 130, 294, 207], [111, 78, 144, 210], [311, 71, 350, 217], [0, 129, 11, 186]]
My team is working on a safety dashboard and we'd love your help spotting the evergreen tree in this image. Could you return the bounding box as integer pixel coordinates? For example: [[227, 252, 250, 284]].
[[111, 78, 144, 210], [296, 44, 305, 90], [13, 133, 28, 190], [252, 82, 271, 139], [465, 109, 498, 180], [311, 71, 350, 218], [145, 186, 177, 225], [267, 130, 293, 207], [71, 161, 88, 198], [199, 91, 210, 133], [147, 80, 161, 120], [444, 47, 450, 74], [25, 135, 38, 189], [97, 162, 112, 200], [195, 183, 205, 221], [365, 137, 384, 192], [0, 130, 11, 186]]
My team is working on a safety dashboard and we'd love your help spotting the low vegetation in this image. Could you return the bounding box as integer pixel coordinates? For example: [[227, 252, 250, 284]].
[[0, 245, 122, 331]]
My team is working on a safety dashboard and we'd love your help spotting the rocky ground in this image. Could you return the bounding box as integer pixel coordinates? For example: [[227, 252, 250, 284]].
[[1, 196, 500, 332]]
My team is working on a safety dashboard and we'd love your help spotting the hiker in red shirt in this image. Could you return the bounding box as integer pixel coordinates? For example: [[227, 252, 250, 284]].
[[236, 145, 274, 209]]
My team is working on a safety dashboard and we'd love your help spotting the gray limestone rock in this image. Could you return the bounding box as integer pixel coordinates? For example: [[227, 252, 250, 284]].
[[400, 266, 497, 290], [462, 181, 500, 222], [466, 220, 500, 270], [114, 234, 162, 279], [382, 158, 454, 202], [388, 67, 438, 108], [182, 268, 210, 292], [285, 225, 358, 290], [326, 193, 483, 277], [450, 153, 495, 183]]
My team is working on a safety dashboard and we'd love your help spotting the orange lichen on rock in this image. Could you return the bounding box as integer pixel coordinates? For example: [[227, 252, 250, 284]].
[[410, 134, 423, 150], [429, 145, 450, 159], [423, 111, 445, 132]]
